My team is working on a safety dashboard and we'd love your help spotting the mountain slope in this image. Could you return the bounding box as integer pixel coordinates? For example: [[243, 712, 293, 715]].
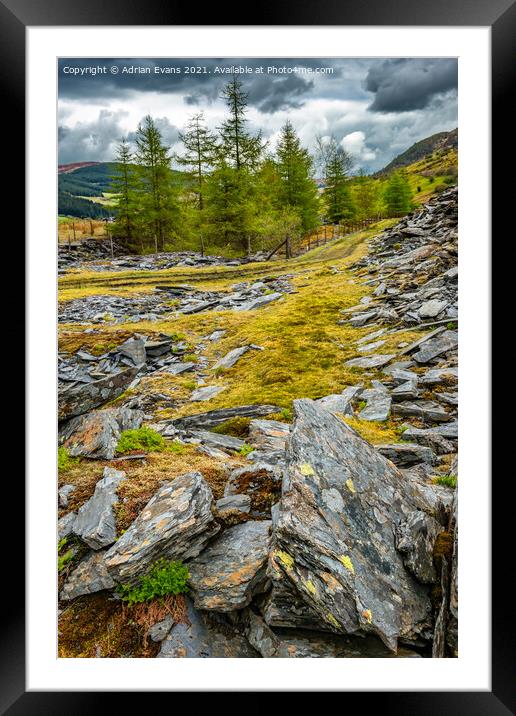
[[376, 128, 458, 176]]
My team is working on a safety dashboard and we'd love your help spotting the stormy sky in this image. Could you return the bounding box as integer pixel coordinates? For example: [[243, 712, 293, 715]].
[[58, 58, 457, 173]]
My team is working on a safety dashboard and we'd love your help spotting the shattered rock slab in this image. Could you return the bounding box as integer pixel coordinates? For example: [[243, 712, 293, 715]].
[[105, 472, 219, 585], [269, 398, 432, 652], [171, 404, 280, 430], [60, 407, 144, 460], [188, 521, 271, 611], [58, 366, 139, 420], [73, 467, 126, 550], [60, 550, 115, 601]]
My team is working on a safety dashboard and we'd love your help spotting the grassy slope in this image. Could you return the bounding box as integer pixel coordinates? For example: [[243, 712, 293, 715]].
[[59, 220, 424, 446]]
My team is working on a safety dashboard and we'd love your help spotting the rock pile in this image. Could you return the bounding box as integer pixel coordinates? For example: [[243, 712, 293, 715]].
[[59, 276, 293, 324]]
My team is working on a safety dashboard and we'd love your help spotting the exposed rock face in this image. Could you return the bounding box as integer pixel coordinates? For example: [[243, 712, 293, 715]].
[[58, 512, 77, 541], [248, 419, 290, 452], [104, 472, 219, 585], [60, 407, 144, 460], [73, 467, 126, 549], [157, 598, 259, 658], [377, 443, 436, 467], [58, 366, 139, 420], [396, 511, 442, 583], [188, 521, 271, 611], [60, 550, 115, 601], [267, 399, 432, 652]]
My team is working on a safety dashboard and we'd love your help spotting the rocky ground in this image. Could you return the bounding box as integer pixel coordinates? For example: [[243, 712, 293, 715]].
[[58, 187, 458, 659]]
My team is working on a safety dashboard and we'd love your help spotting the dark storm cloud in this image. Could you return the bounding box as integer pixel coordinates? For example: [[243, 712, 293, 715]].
[[365, 58, 457, 112], [58, 58, 331, 110], [58, 109, 180, 164]]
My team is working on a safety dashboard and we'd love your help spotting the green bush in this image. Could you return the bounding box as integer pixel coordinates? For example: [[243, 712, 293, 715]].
[[116, 426, 165, 454], [239, 443, 254, 457], [433, 474, 457, 489], [116, 560, 190, 605]]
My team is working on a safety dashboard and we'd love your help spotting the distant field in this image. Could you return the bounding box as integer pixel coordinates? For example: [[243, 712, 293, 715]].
[[58, 218, 108, 242]]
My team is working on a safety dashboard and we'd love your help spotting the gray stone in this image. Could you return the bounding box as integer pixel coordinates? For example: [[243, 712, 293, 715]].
[[418, 300, 448, 319], [58, 511, 77, 541], [60, 550, 115, 601], [58, 484, 76, 509], [397, 327, 446, 356], [412, 330, 458, 364], [164, 362, 196, 375], [216, 494, 252, 514], [157, 598, 259, 658], [248, 419, 290, 452], [396, 510, 442, 584], [356, 328, 387, 344], [315, 385, 362, 416], [345, 354, 396, 369], [419, 367, 458, 385], [212, 346, 250, 370], [224, 463, 282, 514], [358, 388, 391, 422], [117, 337, 146, 366], [73, 467, 126, 549], [60, 407, 144, 460], [188, 521, 271, 611], [58, 366, 139, 420], [377, 443, 436, 467], [238, 292, 282, 311], [400, 428, 455, 455], [187, 429, 245, 452], [171, 405, 280, 430], [392, 400, 450, 423], [190, 385, 226, 402], [357, 339, 386, 353], [105, 472, 219, 585], [391, 379, 419, 401], [269, 399, 432, 652], [148, 615, 175, 642], [350, 310, 379, 327]]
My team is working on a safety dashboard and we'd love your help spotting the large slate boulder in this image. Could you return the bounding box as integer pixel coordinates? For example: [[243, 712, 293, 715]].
[[73, 467, 126, 549], [58, 366, 139, 420], [104, 472, 219, 585], [60, 407, 144, 460], [188, 521, 271, 611], [268, 399, 433, 652], [171, 405, 280, 430], [60, 550, 115, 601]]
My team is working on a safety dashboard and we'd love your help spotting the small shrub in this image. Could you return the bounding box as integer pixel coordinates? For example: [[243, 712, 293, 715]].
[[58, 538, 74, 573], [239, 443, 254, 457], [116, 560, 190, 605], [280, 407, 293, 422], [58, 446, 79, 472], [116, 427, 165, 454], [165, 440, 186, 454], [182, 353, 198, 363], [433, 474, 457, 489]]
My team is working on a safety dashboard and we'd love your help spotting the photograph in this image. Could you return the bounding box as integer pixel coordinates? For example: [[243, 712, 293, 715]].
[[56, 56, 459, 660]]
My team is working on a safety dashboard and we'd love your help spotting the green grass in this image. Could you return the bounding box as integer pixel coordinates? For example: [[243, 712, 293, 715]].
[[432, 474, 458, 489], [116, 427, 165, 454], [58, 446, 80, 472]]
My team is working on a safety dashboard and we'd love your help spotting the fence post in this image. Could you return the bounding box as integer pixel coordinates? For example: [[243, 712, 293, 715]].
[[72, 221, 76, 242]]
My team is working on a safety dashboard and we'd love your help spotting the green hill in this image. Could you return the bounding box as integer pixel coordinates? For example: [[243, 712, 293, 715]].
[[375, 128, 458, 176]]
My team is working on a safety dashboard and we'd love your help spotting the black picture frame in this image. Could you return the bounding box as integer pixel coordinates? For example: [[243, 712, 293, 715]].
[[7, 0, 511, 710]]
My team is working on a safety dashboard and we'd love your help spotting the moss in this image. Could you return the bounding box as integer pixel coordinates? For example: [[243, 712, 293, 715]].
[[116, 426, 165, 454], [432, 474, 457, 489], [58, 446, 80, 473], [238, 443, 254, 457], [342, 416, 400, 445], [212, 416, 252, 438]]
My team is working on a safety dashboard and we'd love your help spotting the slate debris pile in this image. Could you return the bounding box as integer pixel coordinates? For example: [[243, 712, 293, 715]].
[[59, 275, 293, 324]]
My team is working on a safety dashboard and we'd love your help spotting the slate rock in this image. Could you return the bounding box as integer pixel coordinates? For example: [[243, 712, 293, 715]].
[[187, 429, 245, 452], [157, 598, 259, 658], [315, 386, 362, 416], [58, 366, 139, 420], [358, 388, 391, 421], [392, 400, 450, 423], [345, 354, 396, 369], [190, 385, 226, 402], [268, 399, 432, 652], [73, 467, 126, 549], [60, 407, 144, 460], [224, 463, 282, 515], [188, 521, 271, 611], [216, 494, 252, 514], [171, 405, 280, 430], [212, 346, 250, 370], [58, 484, 76, 509], [117, 337, 146, 366], [248, 419, 290, 452], [58, 511, 77, 541], [147, 615, 175, 642], [105, 472, 219, 585], [412, 330, 458, 364], [377, 443, 436, 467], [396, 511, 443, 584], [418, 300, 448, 319], [60, 550, 115, 601]]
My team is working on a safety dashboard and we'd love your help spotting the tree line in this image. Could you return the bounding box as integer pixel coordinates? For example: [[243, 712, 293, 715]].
[[111, 75, 413, 254]]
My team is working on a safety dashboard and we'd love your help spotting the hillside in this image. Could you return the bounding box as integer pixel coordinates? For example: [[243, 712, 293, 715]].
[[376, 128, 458, 176], [58, 163, 120, 219]]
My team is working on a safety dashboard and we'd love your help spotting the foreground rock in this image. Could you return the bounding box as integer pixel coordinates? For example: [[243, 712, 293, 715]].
[[58, 366, 138, 420], [73, 467, 126, 549], [268, 399, 434, 652], [60, 550, 115, 601], [171, 404, 280, 430], [60, 407, 144, 460], [188, 521, 271, 611], [104, 472, 219, 585], [157, 598, 259, 658]]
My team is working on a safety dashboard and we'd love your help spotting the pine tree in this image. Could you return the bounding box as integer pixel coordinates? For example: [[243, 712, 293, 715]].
[[276, 120, 319, 233], [111, 138, 140, 248], [384, 170, 413, 217], [135, 115, 179, 251], [318, 136, 356, 224], [219, 75, 264, 170]]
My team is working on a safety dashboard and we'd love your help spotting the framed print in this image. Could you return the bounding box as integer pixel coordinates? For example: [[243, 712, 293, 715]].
[[5, 0, 511, 709]]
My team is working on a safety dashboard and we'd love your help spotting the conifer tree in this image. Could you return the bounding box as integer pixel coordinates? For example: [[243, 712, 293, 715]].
[[318, 136, 356, 224], [177, 112, 218, 210], [276, 120, 319, 233], [111, 138, 140, 247], [352, 171, 381, 220], [219, 75, 264, 170], [384, 170, 413, 217], [135, 115, 179, 251]]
